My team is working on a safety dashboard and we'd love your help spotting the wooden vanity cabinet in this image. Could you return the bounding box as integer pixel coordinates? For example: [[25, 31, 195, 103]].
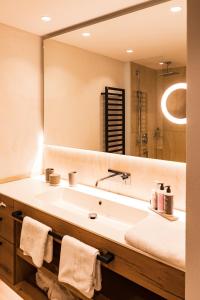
[[0, 194, 185, 300], [0, 237, 14, 284], [13, 200, 185, 300], [0, 193, 14, 284]]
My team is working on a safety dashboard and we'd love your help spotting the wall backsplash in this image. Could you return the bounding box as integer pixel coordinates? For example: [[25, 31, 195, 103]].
[[44, 145, 186, 211]]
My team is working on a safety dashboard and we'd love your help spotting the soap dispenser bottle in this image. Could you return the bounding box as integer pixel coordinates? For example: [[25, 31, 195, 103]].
[[164, 186, 174, 215], [157, 183, 165, 212]]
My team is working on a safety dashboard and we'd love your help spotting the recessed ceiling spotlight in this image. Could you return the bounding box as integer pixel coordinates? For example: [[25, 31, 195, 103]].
[[126, 49, 133, 53], [170, 6, 182, 13], [82, 32, 91, 37], [41, 16, 51, 22]]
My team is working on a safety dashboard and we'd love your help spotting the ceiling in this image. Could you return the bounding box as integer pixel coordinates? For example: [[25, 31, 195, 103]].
[[0, 0, 150, 35], [0, 0, 186, 69], [53, 0, 186, 68]]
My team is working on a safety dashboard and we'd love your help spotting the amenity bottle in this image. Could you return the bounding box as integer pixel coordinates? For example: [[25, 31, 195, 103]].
[[164, 185, 174, 215], [157, 183, 165, 212]]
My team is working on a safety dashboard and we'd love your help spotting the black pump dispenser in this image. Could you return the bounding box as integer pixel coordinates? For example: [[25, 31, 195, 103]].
[[165, 185, 171, 193], [160, 183, 164, 191]]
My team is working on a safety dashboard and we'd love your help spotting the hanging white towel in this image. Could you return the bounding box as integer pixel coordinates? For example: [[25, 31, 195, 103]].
[[58, 236, 102, 299], [20, 216, 53, 268]]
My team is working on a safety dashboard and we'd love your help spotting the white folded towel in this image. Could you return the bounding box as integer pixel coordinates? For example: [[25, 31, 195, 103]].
[[58, 236, 102, 299], [125, 215, 185, 269], [36, 269, 54, 294], [48, 281, 79, 300], [36, 269, 78, 300], [20, 216, 53, 268]]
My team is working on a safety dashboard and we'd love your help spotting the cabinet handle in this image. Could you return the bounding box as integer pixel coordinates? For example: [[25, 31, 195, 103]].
[[0, 202, 7, 208], [0, 217, 3, 221]]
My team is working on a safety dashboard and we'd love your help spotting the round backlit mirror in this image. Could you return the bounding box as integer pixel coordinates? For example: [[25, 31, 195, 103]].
[[161, 83, 187, 124]]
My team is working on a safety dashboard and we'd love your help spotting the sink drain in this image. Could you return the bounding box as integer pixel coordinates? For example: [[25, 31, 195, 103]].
[[88, 212, 97, 219]]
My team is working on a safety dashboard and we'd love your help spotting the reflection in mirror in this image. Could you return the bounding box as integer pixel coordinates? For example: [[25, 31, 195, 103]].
[[166, 88, 186, 119], [44, 0, 187, 162], [161, 82, 187, 125]]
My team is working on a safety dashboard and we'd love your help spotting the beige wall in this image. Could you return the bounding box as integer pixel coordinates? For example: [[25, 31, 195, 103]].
[[44, 39, 128, 152], [186, 0, 200, 299], [0, 23, 42, 181]]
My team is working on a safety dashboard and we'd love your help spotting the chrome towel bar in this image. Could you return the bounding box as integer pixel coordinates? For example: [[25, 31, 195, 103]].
[[12, 210, 114, 264]]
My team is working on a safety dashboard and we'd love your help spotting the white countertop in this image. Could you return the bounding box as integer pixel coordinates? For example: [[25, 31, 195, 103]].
[[0, 175, 185, 271]]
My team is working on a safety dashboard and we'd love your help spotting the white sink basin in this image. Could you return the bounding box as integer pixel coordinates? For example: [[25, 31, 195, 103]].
[[35, 186, 148, 226]]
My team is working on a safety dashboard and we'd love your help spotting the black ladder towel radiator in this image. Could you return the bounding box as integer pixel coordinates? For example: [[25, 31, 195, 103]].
[[101, 86, 125, 155]]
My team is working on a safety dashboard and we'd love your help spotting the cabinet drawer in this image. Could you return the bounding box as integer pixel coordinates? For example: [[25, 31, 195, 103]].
[[0, 194, 14, 209], [0, 194, 14, 243], [0, 237, 14, 284], [0, 206, 14, 243]]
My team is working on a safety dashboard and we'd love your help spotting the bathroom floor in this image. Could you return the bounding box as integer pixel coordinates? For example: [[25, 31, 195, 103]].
[[0, 280, 23, 300]]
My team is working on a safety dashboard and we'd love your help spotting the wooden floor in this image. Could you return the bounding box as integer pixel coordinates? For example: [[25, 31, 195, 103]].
[[0, 280, 23, 300]]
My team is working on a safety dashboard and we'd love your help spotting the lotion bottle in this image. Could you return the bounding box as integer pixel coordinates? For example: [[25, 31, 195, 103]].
[[164, 185, 174, 215], [150, 181, 160, 210], [157, 183, 165, 212]]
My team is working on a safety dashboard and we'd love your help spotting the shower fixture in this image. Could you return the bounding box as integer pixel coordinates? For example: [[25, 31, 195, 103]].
[[135, 70, 148, 158], [159, 61, 179, 77]]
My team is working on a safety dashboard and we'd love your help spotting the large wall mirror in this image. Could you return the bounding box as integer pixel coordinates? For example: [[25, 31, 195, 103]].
[[43, 0, 186, 162]]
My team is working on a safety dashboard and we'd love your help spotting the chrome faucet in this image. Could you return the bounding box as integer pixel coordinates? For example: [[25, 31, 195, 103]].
[[95, 169, 131, 187]]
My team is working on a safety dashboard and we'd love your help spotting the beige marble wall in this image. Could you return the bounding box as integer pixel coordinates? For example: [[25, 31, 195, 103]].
[[44, 145, 186, 211], [0, 23, 42, 180], [130, 63, 157, 158], [156, 67, 186, 162], [130, 63, 186, 162]]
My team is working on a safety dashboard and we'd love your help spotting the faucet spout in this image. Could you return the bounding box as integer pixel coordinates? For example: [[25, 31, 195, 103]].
[[95, 169, 131, 188], [95, 173, 119, 187]]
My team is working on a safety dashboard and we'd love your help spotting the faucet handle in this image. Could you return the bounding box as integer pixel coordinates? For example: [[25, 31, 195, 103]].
[[121, 173, 130, 180]]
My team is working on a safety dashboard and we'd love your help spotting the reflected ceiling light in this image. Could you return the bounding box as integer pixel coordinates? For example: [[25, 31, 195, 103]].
[[82, 32, 91, 37], [41, 16, 51, 22], [159, 62, 164, 65], [170, 6, 182, 13], [126, 49, 133, 53], [161, 82, 187, 124]]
